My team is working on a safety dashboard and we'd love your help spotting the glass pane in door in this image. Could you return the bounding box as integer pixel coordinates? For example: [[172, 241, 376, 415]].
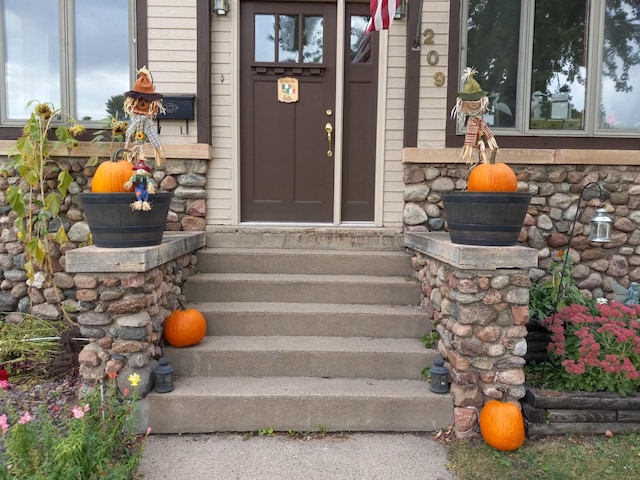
[[255, 14, 276, 62]]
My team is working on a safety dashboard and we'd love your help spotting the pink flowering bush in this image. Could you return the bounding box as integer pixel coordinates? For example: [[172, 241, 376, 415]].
[[0, 373, 149, 479], [542, 301, 640, 396]]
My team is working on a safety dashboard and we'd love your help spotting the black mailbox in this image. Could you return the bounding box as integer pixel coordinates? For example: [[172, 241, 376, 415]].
[[156, 94, 195, 134], [158, 95, 195, 120]]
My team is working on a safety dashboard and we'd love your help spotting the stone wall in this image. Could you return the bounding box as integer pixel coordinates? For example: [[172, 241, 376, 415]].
[[405, 232, 538, 438], [403, 163, 640, 301], [67, 232, 204, 395], [0, 155, 207, 318]]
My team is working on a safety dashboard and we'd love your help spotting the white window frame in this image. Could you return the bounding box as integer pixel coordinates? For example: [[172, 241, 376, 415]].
[[459, 1, 637, 138], [0, 0, 137, 127]]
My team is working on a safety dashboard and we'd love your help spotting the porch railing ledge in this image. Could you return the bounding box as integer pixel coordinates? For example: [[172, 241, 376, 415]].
[[404, 231, 537, 270], [65, 231, 205, 273]]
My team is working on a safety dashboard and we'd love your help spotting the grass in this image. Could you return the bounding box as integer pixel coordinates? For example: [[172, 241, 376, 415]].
[[447, 433, 640, 480]]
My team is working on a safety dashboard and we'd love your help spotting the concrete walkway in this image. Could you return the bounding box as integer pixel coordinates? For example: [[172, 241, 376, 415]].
[[136, 432, 459, 480]]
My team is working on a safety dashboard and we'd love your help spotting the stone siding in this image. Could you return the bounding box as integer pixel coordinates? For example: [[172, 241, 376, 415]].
[[405, 232, 537, 437], [72, 250, 198, 395], [0, 155, 207, 318], [403, 163, 640, 301]]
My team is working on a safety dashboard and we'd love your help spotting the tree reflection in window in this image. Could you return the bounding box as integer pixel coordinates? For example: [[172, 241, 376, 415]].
[[255, 13, 323, 64], [465, 0, 640, 133]]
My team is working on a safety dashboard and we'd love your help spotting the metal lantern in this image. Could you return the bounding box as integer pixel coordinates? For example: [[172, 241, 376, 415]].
[[211, 0, 229, 15], [429, 357, 449, 394], [394, 0, 407, 19], [154, 357, 175, 393], [589, 208, 612, 243]]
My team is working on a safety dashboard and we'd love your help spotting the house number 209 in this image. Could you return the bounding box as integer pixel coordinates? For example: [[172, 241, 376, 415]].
[[423, 28, 439, 66]]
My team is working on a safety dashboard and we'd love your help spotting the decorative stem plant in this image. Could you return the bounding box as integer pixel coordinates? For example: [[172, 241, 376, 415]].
[[4, 101, 86, 301]]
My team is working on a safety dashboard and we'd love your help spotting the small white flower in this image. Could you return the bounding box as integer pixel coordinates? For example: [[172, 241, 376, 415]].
[[596, 297, 608, 305]]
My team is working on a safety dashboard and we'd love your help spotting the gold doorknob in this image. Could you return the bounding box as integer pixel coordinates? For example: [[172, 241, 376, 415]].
[[325, 123, 333, 157]]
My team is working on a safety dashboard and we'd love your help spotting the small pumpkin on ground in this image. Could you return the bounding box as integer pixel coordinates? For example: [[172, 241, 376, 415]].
[[91, 148, 134, 193], [467, 150, 518, 193], [479, 386, 525, 451], [163, 305, 207, 348]]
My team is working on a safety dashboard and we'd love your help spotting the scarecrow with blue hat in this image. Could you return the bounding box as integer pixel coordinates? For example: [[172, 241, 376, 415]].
[[124, 159, 155, 211]]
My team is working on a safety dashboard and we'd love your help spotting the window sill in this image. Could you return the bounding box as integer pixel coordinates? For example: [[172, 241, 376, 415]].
[[402, 147, 640, 166], [0, 141, 211, 160]]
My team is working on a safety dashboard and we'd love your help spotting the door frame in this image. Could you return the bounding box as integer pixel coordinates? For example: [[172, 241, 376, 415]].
[[231, 0, 389, 226]]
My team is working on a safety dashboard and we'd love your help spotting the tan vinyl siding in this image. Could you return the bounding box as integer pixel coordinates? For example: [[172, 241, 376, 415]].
[[209, 12, 234, 225], [417, 0, 450, 147], [382, 21, 408, 227], [146, 1, 198, 144]]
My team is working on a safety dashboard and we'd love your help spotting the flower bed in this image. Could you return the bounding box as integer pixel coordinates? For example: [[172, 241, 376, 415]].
[[523, 300, 640, 435]]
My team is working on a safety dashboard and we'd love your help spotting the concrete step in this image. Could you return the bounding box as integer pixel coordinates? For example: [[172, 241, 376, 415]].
[[146, 376, 453, 433], [195, 248, 414, 276], [192, 301, 430, 338], [205, 226, 404, 250], [165, 336, 437, 380], [151, 231, 451, 434], [185, 273, 421, 305]]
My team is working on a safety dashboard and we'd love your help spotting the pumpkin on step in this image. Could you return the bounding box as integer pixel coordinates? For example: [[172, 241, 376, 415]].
[[479, 387, 525, 451], [164, 307, 207, 347], [91, 148, 134, 193], [467, 150, 518, 193]]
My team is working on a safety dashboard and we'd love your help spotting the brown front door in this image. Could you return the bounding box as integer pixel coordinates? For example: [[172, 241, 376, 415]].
[[240, 1, 378, 223], [240, 1, 337, 222]]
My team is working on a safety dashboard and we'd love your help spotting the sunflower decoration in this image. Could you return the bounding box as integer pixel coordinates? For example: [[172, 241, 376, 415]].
[[111, 117, 128, 138], [123, 66, 166, 168], [451, 67, 498, 164]]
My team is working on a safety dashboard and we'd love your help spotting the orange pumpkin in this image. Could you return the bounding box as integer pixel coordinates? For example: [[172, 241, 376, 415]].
[[163, 307, 207, 348], [91, 148, 134, 193], [479, 387, 525, 451], [467, 150, 517, 192]]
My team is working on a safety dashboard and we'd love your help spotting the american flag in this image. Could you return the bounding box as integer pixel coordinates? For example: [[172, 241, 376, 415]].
[[365, 0, 402, 34]]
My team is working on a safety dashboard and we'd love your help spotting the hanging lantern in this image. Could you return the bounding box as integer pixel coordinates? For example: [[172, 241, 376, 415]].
[[589, 208, 612, 243]]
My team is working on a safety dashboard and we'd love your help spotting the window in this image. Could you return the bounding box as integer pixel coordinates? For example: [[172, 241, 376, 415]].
[[1, 0, 134, 125], [460, 0, 640, 136], [254, 14, 324, 64]]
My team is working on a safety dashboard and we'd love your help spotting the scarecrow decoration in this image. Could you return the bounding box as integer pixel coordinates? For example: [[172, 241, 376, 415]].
[[124, 160, 156, 211], [123, 66, 165, 211], [451, 67, 498, 164]]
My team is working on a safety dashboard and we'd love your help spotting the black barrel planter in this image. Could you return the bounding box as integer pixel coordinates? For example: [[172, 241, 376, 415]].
[[79, 192, 172, 248], [442, 191, 532, 246]]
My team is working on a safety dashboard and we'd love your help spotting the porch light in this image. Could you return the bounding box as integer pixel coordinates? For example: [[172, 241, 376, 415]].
[[394, 0, 407, 19], [429, 357, 449, 394], [589, 208, 612, 243], [154, 357, 175, 393], [211, 0, 229, 15]]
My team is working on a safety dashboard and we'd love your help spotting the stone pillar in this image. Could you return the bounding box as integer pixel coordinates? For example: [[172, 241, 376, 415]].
[[65, 232, 205, 396], [405, 232, 537, 438]]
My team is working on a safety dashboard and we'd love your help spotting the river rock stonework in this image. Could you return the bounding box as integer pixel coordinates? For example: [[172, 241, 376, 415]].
[[403, 163, 640, 302], [405, 232, 537, 438], [63, 232, 205, 395], [0, 155, 207, 321]]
